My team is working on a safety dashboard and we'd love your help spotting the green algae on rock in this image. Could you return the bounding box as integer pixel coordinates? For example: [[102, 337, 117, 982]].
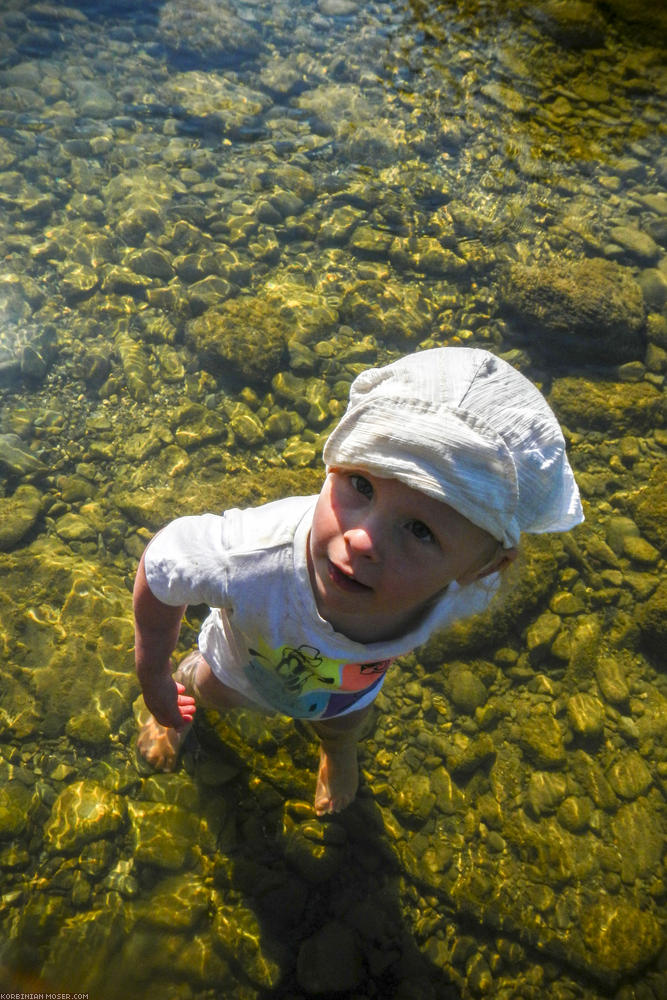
[[187, 299, 289, 386], [502, 258, 645, 364], [549, 376, 663, 433]]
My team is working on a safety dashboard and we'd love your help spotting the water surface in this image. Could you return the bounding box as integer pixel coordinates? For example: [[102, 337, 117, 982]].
[[0, 1, 665, 998]]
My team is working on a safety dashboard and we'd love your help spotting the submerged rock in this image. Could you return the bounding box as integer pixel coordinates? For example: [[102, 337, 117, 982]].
[[530, 0, 607, 49], [0, 484, 41, 549], [0, 432, 47, 478], [158, 0, 263, 63], [45, 780, 126, 854], [164, 72, 270, 138], [186, 298, 288, 385], [502, 258, 645, 364], [340, 278, 433, 344], [636, 579, 667, 657], [580, 898, 663, 982], [0, 782, 35, 838], [549, 377, 663, 433]]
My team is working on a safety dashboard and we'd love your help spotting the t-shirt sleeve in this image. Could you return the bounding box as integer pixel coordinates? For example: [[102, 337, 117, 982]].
[[143, 514, 231, 608]]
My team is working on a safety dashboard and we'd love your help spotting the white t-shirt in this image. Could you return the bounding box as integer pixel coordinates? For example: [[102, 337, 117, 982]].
[[144, 495, 498, 720]]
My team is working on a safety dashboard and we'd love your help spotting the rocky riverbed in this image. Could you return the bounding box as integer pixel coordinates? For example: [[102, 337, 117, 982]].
[[0, 1, 665, 998]]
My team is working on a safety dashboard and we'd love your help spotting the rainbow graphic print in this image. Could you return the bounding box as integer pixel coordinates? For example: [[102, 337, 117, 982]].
[[243, 636, 391, 719]]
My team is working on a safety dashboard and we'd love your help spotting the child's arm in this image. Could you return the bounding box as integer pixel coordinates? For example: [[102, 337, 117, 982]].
[[133, 551, 194, 731]]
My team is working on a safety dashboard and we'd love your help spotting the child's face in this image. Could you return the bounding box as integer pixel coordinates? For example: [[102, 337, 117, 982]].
[[308, 467, 502, 644]]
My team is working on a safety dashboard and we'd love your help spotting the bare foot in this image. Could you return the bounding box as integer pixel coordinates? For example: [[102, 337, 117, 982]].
[[314, 743, 359, 816], [136, 714, 191, 772]]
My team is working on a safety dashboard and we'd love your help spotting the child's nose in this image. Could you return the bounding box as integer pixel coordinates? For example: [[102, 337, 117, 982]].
[[343, 525, 381, 561]]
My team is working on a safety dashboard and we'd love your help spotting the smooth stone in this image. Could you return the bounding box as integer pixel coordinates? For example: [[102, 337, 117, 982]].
[[580, 898, 663, 980], [0, 783, 34, 838], [264, 410, 292, 439], [0, 484, 42, 549], [214, 898, 282, 989], [527, 771, 568, 817], [594, 657, 630, 705], [229, 406, 265, 447], [557, 795, 593, 833], [465, 951, 494, 995], [45, 780, 126, 853], [611, 800, 663, 878], [571, 750, 617, 811], [518, 710, 566, 768], [609, 226, 660, 263], [0, 432, 47, 476], [54, 512, 98, 543], [319, 0, 358, 13], [639, 268, 667, 309], [283, 437, 317, 467], [525, 611, 561, 661], [622, 535, 660, 565], [481, 81, 527, 113], [127, 801, 200, 871], [283, 824, 343, 884], [549, 590, 584, 615], [447, 665, 488, 714], [637, 579, 667, 655], [605, 516, 640, 554], [394, 774, 436, 824], [141, 875, 211, 930], [126, 247, 174, 281], [65, 711, 112, 747], [531, 0, 606, 48], [390, 235, 467, 276], [566, 692, 605, 738], [607, 752, 652, 800]]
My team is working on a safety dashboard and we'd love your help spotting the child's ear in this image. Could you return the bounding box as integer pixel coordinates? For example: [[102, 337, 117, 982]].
[[457, 547, 518, 586]]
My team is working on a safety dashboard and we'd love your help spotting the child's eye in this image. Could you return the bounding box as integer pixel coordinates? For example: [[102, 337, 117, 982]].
[[350, 474, 373, 499], [407, 519, 435, 543]]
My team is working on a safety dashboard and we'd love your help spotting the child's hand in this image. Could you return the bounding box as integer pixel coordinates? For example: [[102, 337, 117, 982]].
[[142, 675, 196, 732]]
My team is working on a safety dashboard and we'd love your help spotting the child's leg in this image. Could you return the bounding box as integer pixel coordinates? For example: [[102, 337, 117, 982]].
[[309, 706, 373, 816], [137, 651, 260, 771]]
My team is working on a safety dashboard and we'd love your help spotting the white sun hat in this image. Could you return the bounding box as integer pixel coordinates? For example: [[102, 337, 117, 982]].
[[322, 347, 583, 549]]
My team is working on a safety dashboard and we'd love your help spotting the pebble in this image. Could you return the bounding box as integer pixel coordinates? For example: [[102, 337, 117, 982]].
[[527, 771, 568, 817], [607, 752, 653, 800], [566, 692, 606, 739], [0, 432, 46, 477], [622, 535, 660, 565], [609, 226, 660, 263], [0, 782, 34, 838], [525, 611, 561, 661], [517, 709, 566, 768], [447, 665, 488, 714], [0, 484, 42, 550], [594, 656, 630, 704]]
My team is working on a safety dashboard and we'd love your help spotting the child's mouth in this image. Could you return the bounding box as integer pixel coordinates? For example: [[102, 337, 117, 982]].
[[327, 560, 372, 593]]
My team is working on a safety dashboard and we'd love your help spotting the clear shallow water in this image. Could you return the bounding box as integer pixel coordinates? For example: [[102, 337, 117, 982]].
[[0, 1, 665, 998]]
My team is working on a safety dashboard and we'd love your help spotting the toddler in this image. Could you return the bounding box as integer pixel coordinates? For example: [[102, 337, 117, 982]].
[[134, 347, 583, 814]]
